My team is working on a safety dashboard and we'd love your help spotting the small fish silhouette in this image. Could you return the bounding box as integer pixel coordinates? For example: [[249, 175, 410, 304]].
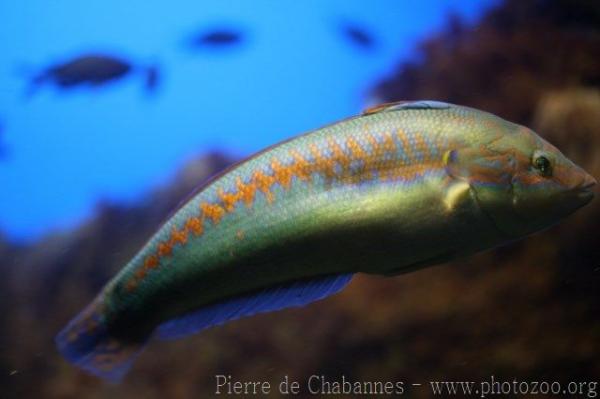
[[339, 21, 376, 50], [186, 27, 245, 50], [26, 53, 159, 96]]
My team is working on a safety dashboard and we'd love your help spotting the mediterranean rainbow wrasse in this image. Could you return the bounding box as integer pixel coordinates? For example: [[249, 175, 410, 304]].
[[56, 101, 596, 382]]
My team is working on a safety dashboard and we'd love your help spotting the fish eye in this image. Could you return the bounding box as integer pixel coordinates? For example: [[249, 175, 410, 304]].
[[533, 154, 552, 177]]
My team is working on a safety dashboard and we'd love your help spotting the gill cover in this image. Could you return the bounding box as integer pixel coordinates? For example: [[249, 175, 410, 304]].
[[444, 145, 517, 236]]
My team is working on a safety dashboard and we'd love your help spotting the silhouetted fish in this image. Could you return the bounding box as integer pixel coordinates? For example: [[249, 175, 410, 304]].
[[339, 21, 376, 50], [187, 28, 244, 49], [26, 54, 159, 96]]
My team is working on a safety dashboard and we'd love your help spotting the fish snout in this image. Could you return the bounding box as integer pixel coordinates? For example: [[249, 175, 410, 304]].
[[573, 171, 597, 204], [580, 172, 597, 190]]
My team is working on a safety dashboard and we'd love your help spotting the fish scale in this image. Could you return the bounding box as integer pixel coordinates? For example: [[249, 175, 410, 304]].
[[56, 100, 596, 382], [124, 110, 450, 290]]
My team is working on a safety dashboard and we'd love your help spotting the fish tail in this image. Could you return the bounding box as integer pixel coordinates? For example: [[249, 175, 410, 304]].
[[143, 65, 159, 93], [55, 296, 146, 383], [23, 72, 48, 98]]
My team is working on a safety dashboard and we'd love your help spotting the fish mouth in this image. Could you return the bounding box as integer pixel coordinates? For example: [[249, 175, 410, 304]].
[[580, 175, 597, 190], [574, 173, 597, 203]]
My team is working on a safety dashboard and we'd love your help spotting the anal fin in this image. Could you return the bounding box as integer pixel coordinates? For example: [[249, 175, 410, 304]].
[[156, 274, 353, 340]]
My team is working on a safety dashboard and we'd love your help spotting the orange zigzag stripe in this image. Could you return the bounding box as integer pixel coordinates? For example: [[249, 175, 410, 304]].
[[125, 131, 442, 292]]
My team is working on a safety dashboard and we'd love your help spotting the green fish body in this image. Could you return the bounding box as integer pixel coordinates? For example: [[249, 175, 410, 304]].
[[56, 101, 596, 381]]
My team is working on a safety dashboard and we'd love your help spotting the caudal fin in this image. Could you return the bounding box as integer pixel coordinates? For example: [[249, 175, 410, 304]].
[[23, 73, 48, 99], [143, 65, 159, 93], [55, 298, 146, 383]]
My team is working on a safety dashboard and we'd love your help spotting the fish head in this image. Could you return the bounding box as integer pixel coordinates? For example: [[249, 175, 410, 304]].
[[448, 120, 596, 237], [507, 127, 595, 235]]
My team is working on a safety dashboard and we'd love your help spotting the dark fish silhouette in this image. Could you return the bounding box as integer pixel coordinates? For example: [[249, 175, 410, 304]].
[[187, 28, 244, 49], [26, 54, 159, 96], [339, 22, 376, 50]]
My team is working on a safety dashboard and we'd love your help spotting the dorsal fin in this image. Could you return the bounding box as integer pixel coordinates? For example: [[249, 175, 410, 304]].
[[362, 100, 452, 115]]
